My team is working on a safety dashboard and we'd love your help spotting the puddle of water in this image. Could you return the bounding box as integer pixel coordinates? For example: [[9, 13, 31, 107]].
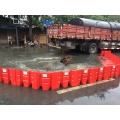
[[0, 45, 102, 71], [0, 45, 120, 105]]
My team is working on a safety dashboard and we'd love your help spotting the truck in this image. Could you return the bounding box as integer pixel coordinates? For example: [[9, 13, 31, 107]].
[[47, 18, 120, 54]]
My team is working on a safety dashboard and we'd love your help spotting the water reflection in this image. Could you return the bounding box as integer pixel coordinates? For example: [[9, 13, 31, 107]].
[[56, 77, 120, 104], [0, 45, 120, 104], [96, 91, 109, 100], [0, 77, 120, 104]]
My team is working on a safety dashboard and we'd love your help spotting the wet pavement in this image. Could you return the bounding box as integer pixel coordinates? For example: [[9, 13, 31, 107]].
[[0, 77, 120, 105], [0, 45, 102, 71], [0, 45, 120, 104]]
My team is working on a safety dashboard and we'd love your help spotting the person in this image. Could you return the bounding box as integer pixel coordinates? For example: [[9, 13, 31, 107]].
[[34, 39, 39, 46], [28, 40, 34, 46], [60, 55, 72, 66], [8, 36, 12, 46], [8, 40, 12, 45]]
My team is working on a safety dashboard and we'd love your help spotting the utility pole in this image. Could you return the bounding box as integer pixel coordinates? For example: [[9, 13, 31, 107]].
[[16, 25, 19, 46], [43, 20, 52, 46], [13, 15, 19, 46]]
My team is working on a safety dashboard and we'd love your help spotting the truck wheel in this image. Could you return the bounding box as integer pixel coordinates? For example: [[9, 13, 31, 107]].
[[86, 43, 98, 54]]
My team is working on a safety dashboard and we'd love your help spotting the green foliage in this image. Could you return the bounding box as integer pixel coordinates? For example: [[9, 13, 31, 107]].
[[5, 15, 120, 40], [20, 15, 120, 30], [51, 15, 77, 24], [90, 15, 105, 20], [107, 15, 120, 22], [3, 15, 120, 29]]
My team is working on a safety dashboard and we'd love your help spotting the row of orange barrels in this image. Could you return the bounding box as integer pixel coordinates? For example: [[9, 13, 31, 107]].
[[101, 50, 120, 64], [0, 64, 120, 91]]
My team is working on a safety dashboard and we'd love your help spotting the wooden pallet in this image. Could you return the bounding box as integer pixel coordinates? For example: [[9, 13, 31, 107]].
[[57, 78, 115, 94]]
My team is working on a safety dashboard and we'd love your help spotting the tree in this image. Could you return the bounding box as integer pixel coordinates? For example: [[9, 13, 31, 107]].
[[22, 15, 53, 42], [107, 15, 120, 22], [90, 15, 105, 20], [27, 15, 32, 41], [3, 15, 120, 42], [23, 15, 120, 42], [21, 15, 40, 42], [51, 15, 80, 24]]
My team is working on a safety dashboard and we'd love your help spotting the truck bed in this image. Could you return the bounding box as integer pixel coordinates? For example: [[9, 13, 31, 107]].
[[47, 24, 120, 40]]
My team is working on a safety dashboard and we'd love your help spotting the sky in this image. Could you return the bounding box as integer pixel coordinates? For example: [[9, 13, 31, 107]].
[[1, 0, 120, 15]]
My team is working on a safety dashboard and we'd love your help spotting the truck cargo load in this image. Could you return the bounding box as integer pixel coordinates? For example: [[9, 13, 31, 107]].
[[47, 18, 120, 54]]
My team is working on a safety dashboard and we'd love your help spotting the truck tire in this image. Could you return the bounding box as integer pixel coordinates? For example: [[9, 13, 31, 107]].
[[85, 43, 98, 54]]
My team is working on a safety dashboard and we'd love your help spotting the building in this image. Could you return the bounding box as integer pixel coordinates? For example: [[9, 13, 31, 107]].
[[0, 15, 47, 45]]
